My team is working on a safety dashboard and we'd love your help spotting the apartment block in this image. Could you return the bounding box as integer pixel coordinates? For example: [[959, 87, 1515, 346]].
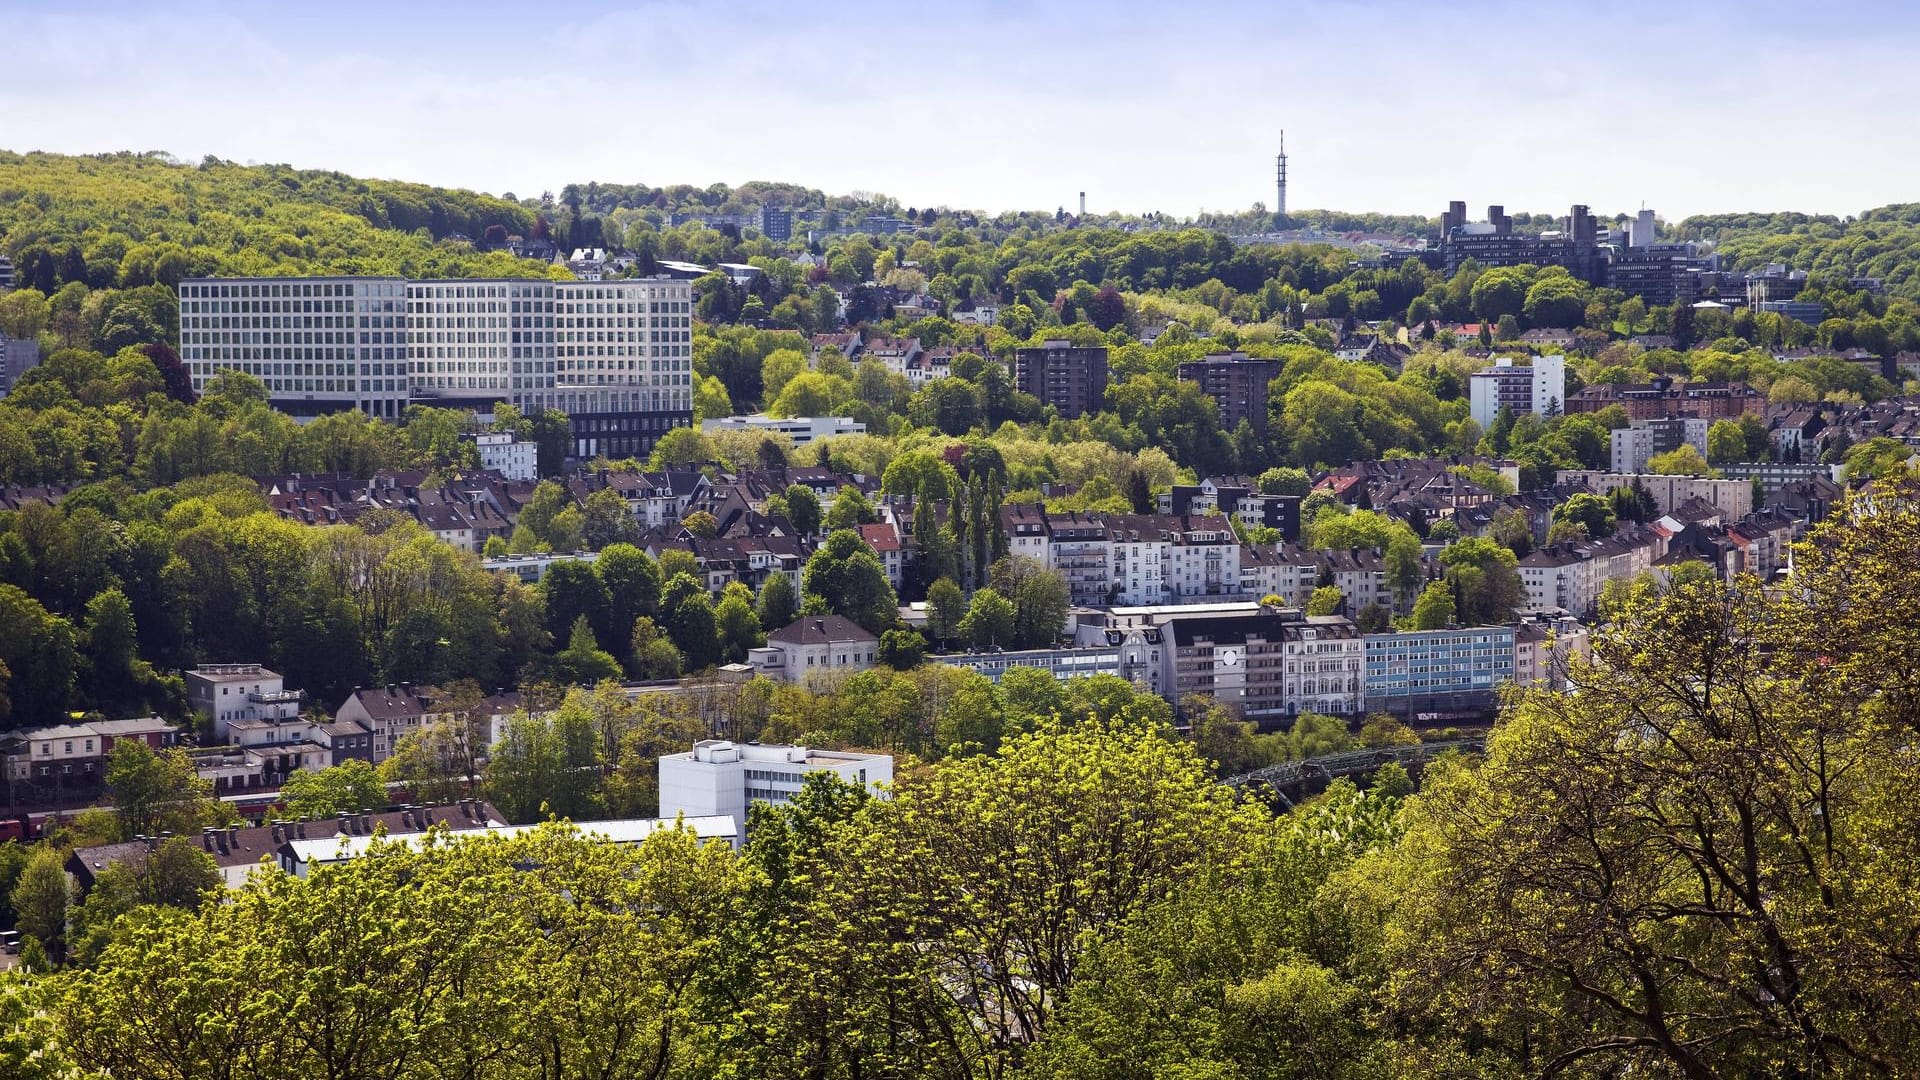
[[1468, 355, 1565, 428], [1363, 626, 1515, 717], [1609, 418, 1709, 473], [1177, 353, 1281, 436], [1014, 340, 1109, 419]]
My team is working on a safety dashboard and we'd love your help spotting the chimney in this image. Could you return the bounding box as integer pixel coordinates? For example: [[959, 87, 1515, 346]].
[[215, 831, 229, 856], [228, 823, 240, 844], [337, 811, 353, 836], [359, 812, 374, 834], [201, 827, 216, 852], [296, 821, 307, 840], [400, 808, 415, 830]]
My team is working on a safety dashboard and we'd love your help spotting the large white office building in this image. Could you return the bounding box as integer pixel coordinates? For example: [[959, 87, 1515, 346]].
[[177, 277, 413, 418], [658, 740, 892, 833], [178, 275, 695, 459]]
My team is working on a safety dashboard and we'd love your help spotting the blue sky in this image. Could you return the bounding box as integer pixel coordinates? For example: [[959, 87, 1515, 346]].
[[6, 0, 1919, 221]]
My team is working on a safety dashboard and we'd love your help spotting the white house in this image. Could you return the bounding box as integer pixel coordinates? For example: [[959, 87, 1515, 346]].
[[747, 615, 879, 684]]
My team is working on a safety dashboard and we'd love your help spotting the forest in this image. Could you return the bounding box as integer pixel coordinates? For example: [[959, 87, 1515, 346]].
[[2, 479, 1919, 1079]]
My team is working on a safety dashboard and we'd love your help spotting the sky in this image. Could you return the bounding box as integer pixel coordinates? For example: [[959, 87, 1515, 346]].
[[5, 0, 1920, 222]]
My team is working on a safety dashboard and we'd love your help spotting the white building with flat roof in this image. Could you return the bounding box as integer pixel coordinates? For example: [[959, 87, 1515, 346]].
[[701, 414, 865, 445], [658, 740, 893, 833], [180, 275, 696, 460], [1468, 354, 1565, 429]]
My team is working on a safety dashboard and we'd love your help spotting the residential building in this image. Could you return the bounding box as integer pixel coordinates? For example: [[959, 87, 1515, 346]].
[[1609, 418, 1709, 473], [0, 334, 40, 396], [658, 740, 892, 833], [1557, 471, 1754, 519], [1177, 353, 1281, 436], [1014, 340, 1109, 419], [759, 206, 794, 242], [464, 431, 538, 482], [1363, 626, 1515, 717], [1468, 355, 1565, 428], [67, 801, 505, 894], [1, 718, 177, 790], [701, 414, 866, 445], [184, 664, 304, 739], [1566, 377, 1764, 422], [1512, 609, 1589, 690], [1716, 461, 1839, 496], [1149, 606, 1365, 721], [481, 550, 600, 584], [177, 276, 413, 418], [857, 522, 905, 589], [747, 615, 879, 684], [1516, 524, 1667, 616]]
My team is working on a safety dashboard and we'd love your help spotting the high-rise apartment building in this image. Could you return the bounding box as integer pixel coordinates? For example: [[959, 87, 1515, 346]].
[[1467, 355, 1565, 429], [1177, 352, 1281, 436], [1013, 340, 1109, 419], [180, 275, 694, 460]]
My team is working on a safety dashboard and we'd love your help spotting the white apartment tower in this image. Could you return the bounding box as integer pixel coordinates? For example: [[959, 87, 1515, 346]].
[[181, 275, 694, 460], [177, 277, 412, 418]]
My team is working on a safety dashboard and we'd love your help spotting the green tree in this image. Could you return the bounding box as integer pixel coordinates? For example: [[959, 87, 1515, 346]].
[[1646, 442, 1715, 477], [756, 572, 798, 632], [1306, 585, 1344, 616], [1410, 580, 1456, 629], [11, 847, 70, 960], [1552, 491, 1617, 538], [279, 760, 387, 818], [1438, 537, 1524, 624], [105, 742, 215, 842], [714, 582, 763, 663], [550, 616, 622, 686], [958, 587, 1017, 649], [800, 530, 898, 634], [1706, 419, 1750, 464], [878, 628, 927, 670]]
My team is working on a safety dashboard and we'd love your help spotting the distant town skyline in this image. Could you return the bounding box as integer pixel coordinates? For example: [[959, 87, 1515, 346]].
[[7, 0, 1920, 221]]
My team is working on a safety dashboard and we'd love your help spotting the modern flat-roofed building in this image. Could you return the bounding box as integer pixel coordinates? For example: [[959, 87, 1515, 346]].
[[1178, 353, 1281, 436], [184, 664, 305, 740], [701, 413, 865, 446], [1609, 418, 1709, 473], [658, 740, 892, 833], [1363, 626, 1516, 717], [1014, 340, 1108, 419], [1150, 607, 1365, 721], [180, 275, 695, 460], [177, 276, 413, 418], [1468, 355, 1565, 428]]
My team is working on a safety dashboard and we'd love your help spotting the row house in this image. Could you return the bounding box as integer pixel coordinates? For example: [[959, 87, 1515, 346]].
[[1240, 545, 1320, 606], [333, 684, 523, 762], [1159, 609, 1367, 721], [1516, 524, 1667, 616], [995, 506, 1244, 607], [1318, 547, 1393, 614], [2, 717, 177, 789], [568, 469, 707, 528], [861, 336, 923, 379], [645, 533, 810, 595]]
